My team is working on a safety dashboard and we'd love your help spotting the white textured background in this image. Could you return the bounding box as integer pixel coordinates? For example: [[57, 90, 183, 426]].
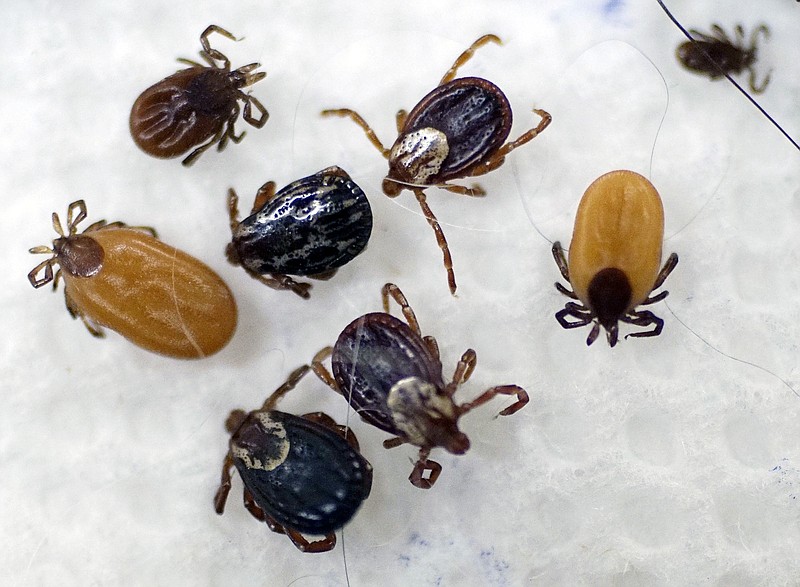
[[4, 1, 800, 585]]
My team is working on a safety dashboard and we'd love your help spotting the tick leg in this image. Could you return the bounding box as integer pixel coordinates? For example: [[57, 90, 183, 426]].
[[213, 453, 235, 514], [445, 349, 477, 398], [182, 126, 226, 166], [311, 347, 342, 393], [66, 200, 88, 232], [423, 335, 440, 360], [246, 271, 312, 299], [709, 24, 731, 44], [27, 258, 54, 288], [468, 109, 552, 176], [251, 181, 277, 212], [458, 384, 529, 417], [241, 92, 269, 128], [749, 66, 771, 94], [302, 411, 361, 451], [413, 189, 457, 295], [285, 528, 337, 554], [243, 488, 268, 522], [260, 364, 312, 411], [396, 109, 408, 132], [409, 448, 442, 489], [227, 188, 242, 233], [382, 282, 422, 335], [383, 436, 408, 449], [438, 34, 502, 86], [622, 310, 664, 339], [439, 182, 486, 197], [321, 109, 390, 158], [551, 241, 571, 282], [199, 25, 238, 69], [651, 252, 679, 291], [64, 290, 105, 338], [555, 302, 593, 330]]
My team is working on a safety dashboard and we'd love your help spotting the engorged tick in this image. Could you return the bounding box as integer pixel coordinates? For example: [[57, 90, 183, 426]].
[[322, 34, 551, 294], [130, 25, 268, 166], [551, 170, 679, 347], [214, 365, 373, 553], [676, 23, 771, 94], [226, 166, 373, 299], [311, 283, 529, 489], [28, 200, 237, 358]]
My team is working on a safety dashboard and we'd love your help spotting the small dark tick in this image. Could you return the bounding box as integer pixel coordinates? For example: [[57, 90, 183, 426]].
[[214, 365, 373, 553], [676, 23, 771, 94], [130, 25, 268, 166], [311, 283, 529, 489], [322, 34, 551, 294], [226, 166, 373, 299]]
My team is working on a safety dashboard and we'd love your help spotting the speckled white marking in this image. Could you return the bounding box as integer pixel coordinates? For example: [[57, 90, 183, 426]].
[[232, 412, 290, 471], [387, 376, 456, 445], [390, 127, 449, 183]]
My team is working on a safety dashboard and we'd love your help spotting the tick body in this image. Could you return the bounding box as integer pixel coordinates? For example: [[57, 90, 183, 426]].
[[676, 23, 770, 93], [28, 200, 237, 359], [214, 365, 373, 553], [312, 283, 529, 489], [130, 25, 268, 166], [552, 170, 679, 347], [322, 34, 551, 294], [227, 166, 372, 299]]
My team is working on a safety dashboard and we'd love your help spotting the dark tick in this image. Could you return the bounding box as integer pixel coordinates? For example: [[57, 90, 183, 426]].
[[676, 23, 771, 94], [130, 25, 268, 166], [226, 166, 373, 299], [322, 34, 551, 294], [214, 365, 373, 553], [311, 283, 529, 489]]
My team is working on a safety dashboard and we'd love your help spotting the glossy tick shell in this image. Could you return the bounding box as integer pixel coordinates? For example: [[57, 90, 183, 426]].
[[28, 201, 237, 359], [314, 283, 529, 488], [130, 25, 267, 165], [386, 77, 512, 189], [230, 409, 373, 535], [332, 312, 451, 439], [552, 170, 678, 346], [230, 167, 372, 277]]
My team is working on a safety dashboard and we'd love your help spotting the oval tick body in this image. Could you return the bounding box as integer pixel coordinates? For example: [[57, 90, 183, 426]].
[[231, 167, 372, 277], [313, 283, 529, 488], [552, 170, 679, 346], [569, 170, 664, 312], [230, 409, 372, 535], [28, 201, 237, 359], [388, 77, 512, 186], [332, 312, 446, 436], [130, 25, 267, 166], [131, 68, 238, 159]]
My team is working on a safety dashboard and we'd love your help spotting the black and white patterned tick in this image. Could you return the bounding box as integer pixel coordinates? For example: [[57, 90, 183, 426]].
[[214, 365, 373, 553], [226, 166, 372, 299], [311, 283, 529, 489], [322, 34, 551, 294]]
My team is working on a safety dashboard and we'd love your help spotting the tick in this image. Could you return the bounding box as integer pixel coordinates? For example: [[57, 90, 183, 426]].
[[28, 200, 237, 359], [130, 25, 268, 166], [322, 34, 551, 294], [226, 166, 373, 299], [311, 283, 529, 489], [214, 365, 373, 553], [551, 170, 679, 347], [676, 23, 771, 93]]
